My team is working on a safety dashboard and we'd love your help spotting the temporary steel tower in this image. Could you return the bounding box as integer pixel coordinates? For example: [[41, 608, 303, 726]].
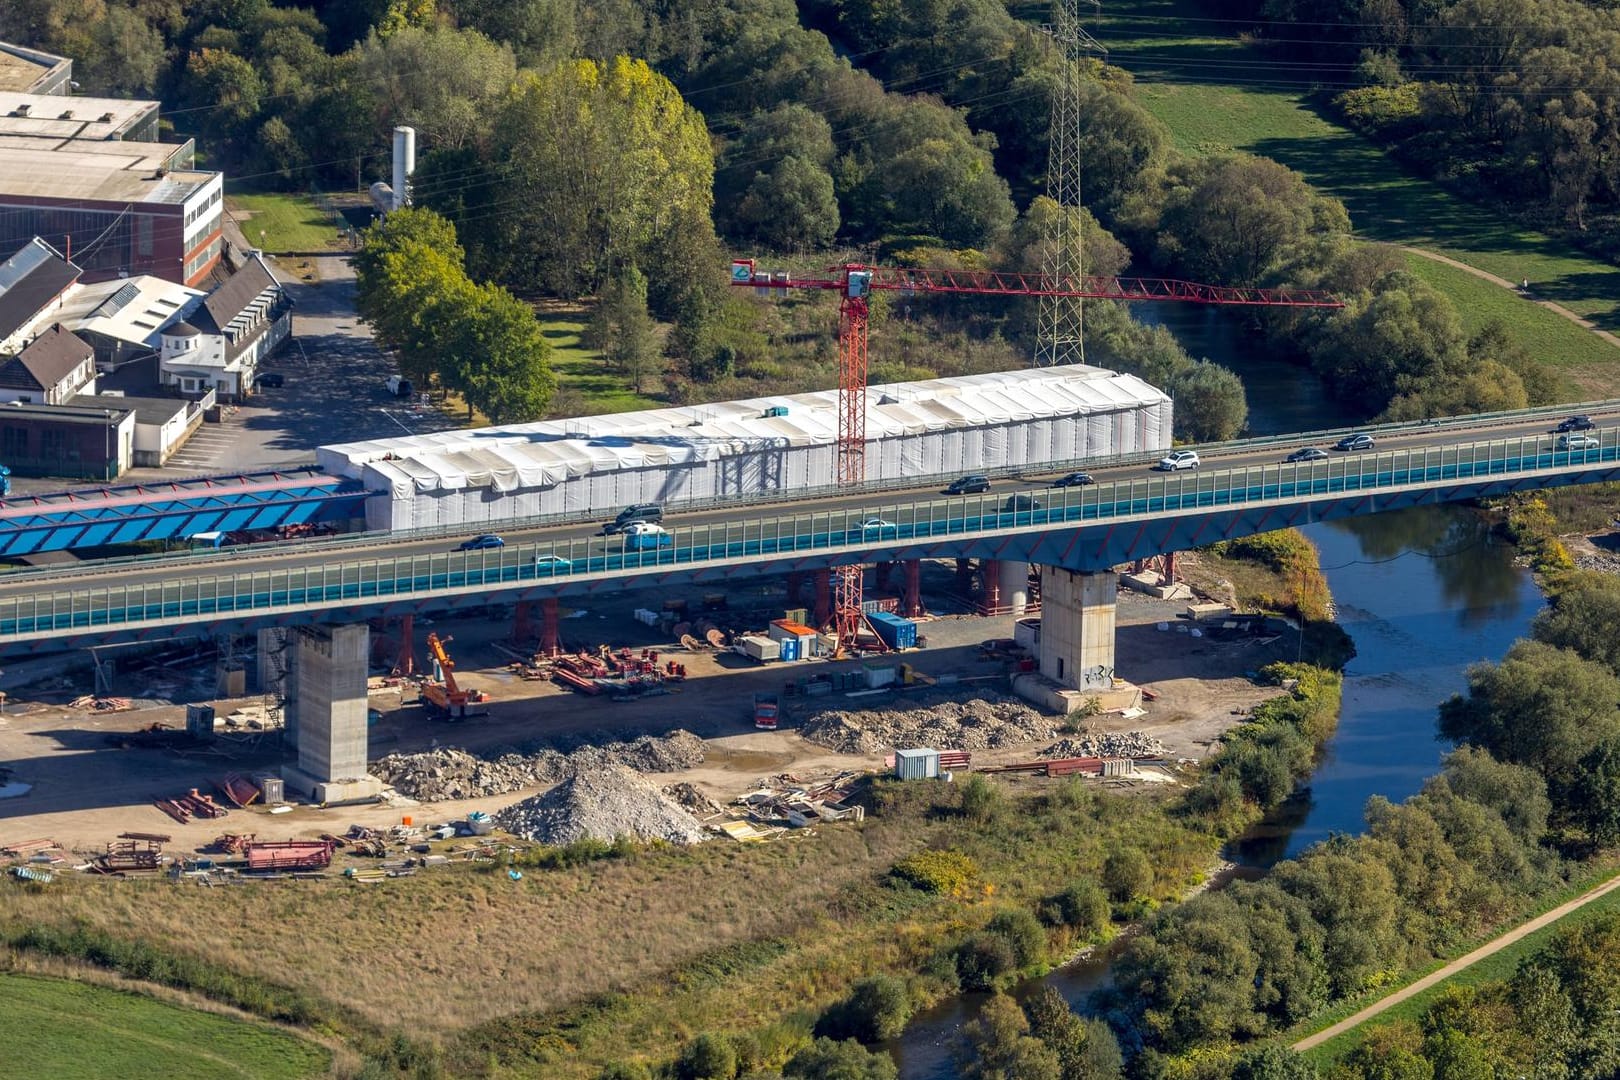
[[1035, 0, 1105, 367], [730, 260, 1343, 646]]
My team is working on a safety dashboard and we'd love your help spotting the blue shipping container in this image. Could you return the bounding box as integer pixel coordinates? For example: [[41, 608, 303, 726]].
[[867, 612, 917, 649]]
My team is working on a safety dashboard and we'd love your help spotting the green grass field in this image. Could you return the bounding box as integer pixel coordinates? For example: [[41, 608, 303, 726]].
[[1089, 0, 1620, 372], [1293, 869, 1620, 1067], [225, 192, 346, 255], [540, 313, 663, 415], [0, 974, 330, 1079]]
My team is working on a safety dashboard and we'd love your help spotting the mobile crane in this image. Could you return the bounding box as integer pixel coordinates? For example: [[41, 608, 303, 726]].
[[421, 632, 488, 720]]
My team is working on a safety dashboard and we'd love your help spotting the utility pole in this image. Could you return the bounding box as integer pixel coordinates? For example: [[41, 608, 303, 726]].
[[1035, 0, 1105, 367]]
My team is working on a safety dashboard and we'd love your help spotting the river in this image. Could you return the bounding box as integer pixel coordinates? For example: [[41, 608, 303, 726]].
[[885, 305, 1547, 1077]]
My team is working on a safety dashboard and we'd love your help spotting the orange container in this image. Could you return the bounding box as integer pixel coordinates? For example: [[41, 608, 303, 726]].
[[401, 815, 413, 826]]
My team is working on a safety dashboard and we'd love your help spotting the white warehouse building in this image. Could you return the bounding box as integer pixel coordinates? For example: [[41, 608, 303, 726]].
[[317, 364, 1173, 533]]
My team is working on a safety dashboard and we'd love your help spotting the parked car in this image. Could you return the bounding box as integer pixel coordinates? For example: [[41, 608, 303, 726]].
[[1285, 447, 1329, 463], [386, 375, 413, 398], [1557, 433, 1600, 450], [622, 521, 673, 550], [602, 503, 663, 534], [1051, 471, 1094, 487], [1555, 415, 1595, 433], [1334, 433, 1376, 452], [457, 534, 505, 551], [850, 517, 897, 536], [533, 554, 572, 575], [942, 474, 991, 495], [1002, 494, 1042, 512], [254, 371, 285, 389], [1155, 450, 1200, 472]]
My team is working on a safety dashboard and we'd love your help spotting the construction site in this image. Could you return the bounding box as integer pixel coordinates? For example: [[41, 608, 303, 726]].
[[0, 550, 1304, 882]]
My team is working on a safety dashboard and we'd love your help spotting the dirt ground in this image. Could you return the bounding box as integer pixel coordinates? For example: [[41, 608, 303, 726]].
[[0, 565, 1296, 854]]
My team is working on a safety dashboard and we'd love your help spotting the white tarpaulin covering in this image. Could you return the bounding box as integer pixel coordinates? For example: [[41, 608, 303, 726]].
[[316, 364, 1172, 531]]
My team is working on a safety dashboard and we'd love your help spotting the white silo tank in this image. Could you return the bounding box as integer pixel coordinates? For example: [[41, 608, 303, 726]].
[[391, 126, 416, 211]]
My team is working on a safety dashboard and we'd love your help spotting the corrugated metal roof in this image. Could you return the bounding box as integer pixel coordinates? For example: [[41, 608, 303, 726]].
[[319, 364, 1170, 496]]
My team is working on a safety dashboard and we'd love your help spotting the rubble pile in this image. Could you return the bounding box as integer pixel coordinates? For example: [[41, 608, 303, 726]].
[[373, 730, 706, 801], [496, 765, 710, 845], [662, 782, 725, 816], [800, 694, 1058, 754], [1040, 732, 1167, 759]]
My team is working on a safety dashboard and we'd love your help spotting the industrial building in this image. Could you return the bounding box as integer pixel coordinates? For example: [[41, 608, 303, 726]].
[[319, 364, 1173, 532], [0, 398, 134, 480], [0, 91, 160, 142], [0, 42, 71, 96]]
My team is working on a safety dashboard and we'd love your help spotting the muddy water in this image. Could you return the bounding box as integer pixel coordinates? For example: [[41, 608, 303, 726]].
[[884, 309, 1545, 1077]]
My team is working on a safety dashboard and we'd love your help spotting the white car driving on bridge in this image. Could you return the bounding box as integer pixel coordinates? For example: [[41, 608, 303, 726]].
[[1155, 450, 1200, 472]]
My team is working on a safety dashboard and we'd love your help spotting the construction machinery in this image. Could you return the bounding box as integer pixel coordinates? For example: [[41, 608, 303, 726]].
[[753, 692, 780, 730], [421, 632, 488, 720]]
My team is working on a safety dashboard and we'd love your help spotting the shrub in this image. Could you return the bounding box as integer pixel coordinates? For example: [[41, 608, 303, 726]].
[[985, 908, 1048, 969], [815, 975, 911, 1043], [1101, 848, 1153, 903], [890, 849, 979, 896], [1333, 84, 1421, 134], [954, 932, 1017, 990], [784, 1037, 898, 1080], [599, 1064, 652, 1080], [959, 775, 1005, 822], [676, 1033, 738, 1080], [1039, 881, 1110, 936]]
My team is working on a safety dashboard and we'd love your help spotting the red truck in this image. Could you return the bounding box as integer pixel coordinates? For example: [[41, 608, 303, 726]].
[[753, 693, 780, 730]]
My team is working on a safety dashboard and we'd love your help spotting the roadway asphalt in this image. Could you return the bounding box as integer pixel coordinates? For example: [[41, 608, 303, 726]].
[[3, 403, 1616, 600]]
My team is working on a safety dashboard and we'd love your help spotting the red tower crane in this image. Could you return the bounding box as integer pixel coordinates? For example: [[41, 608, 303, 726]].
[[728, 259, 1344, 648]]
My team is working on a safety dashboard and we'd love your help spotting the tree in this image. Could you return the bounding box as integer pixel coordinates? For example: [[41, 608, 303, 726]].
[[731, 157, 841, 251], [442, 283, 556, 423], [1039, 882, 1110, 938], [1110, 893, 1263, 1049], [86, 4, 166, 95], [1341, 1020, 1435, 1080], [1270, 843, 1403, 998], [985, 909, 1047, 969], [1101, 848, 1152, 903], [954, 932, 1016, 991], [1438, 640, 1620, 776], [365, 243, 478, 388], [586, 266, 660, 395], [1167, 360, 1248, 441], [1022, 987, 1122, 1080], [957, 993, 1062, 1080], [1570, 739, 1620, 846], [816, 975, 911, 1044], [1429, 746, 1551, 845], [1309, 272, 1470, 414], [354, 207, 466, 314], [452, 0, 578, 65], [355, 25, 517, 150], [1230, 1045, 1319, 1080], [1533, 571, 1620, 671], [783, 1037, 898, 1080], [677, 1032, 738, 1080]]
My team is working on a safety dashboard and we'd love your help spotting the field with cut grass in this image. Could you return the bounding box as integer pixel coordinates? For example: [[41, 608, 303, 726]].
[[1296, 866, 1620, 1067], [539, 308, 664, 415], [0, 973, 329, 1080], [225, 192, 345, 255], [1089, 0, 1620, 373]]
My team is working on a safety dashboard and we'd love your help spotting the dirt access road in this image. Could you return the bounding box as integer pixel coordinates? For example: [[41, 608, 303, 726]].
[[1293, 870, 1620, 1053], [0, 572, 1292, 853]]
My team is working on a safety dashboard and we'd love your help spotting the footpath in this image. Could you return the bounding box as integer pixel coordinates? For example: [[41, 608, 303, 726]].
[[1403, 247, 1620, 351], [1293, 870, 1620, 1053]]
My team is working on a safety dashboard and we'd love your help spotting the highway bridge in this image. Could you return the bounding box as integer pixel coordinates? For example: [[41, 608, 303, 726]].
[[1, 400, 1617, 651]]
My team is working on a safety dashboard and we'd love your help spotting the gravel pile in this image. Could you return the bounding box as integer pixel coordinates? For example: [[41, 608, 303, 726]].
[[662, 782, 725, 816], [1040, 732, 1167, 759], [496, 765, 710, 845], [800, 693, 1058, 754], [373, 730, 705, 801]]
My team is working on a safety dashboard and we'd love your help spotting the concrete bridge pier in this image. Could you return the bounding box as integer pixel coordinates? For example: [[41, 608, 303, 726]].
[[813, 568, 833, 627], [1035, 566, 1117, 693], [998, 560, 1030, 615], [281, 624, 383, 804]]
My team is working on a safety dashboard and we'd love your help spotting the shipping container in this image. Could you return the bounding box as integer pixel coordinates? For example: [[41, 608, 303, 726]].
[[737, 635, 781, 662], [864, 663, 897, 688], [867, 611, 918, 649], [256, 775, 284, 805], [1013, 617, 1041, 651], [895, 748, 941, 780]]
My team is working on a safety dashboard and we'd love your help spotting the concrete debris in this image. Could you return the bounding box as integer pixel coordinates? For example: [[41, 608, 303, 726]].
[[496, 764, 709, 846], [799, 693, 1059, 755], [661, 782, 725, 816], [1039, 731, 1167, 759], [372, 730, 706, 802]]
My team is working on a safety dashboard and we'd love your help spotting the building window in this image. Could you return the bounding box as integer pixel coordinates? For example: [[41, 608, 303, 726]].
[[137, 214, 153, 257]]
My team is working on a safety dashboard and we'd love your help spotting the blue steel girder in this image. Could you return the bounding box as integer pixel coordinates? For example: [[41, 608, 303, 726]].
[[7, 442, 1620, 652]]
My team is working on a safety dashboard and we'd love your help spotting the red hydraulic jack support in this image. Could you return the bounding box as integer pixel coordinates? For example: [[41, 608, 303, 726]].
[[513, 601, 533, 644], [900, 559, 923, 618], [539, 597, 561, 658], [812, 569, 833, 628], [1163, 551, 1178, 582], [396, 614, 414, 676], [983, 570, 1001, 614]]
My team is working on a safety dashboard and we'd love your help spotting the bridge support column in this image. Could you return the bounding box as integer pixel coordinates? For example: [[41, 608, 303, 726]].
[[997, 560, 1030, 615], [282, 624, 382, 804], [874, 561, 895, 590], [512, 602, 533, 645], [786, 572, 804, 606], [256, 627, 291, 698], [397, 614, 414, 676], [1036, 567, 1116, 691], [813, 569, 833, 628], [539, 598, 560, 657], [955, 558, 973, 596], [900, 559, 923, 618]]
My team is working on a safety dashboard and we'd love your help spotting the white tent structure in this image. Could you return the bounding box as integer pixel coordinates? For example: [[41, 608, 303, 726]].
[[318, 364, 1173, 532]]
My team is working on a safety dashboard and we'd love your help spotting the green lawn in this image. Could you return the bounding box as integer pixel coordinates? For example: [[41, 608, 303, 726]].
[[541, 315, 663, 415], [1088, 0, 1620, 371], [0, 974, 330, 1079], [225, 192, 346, 255], [1292, 868, 1620, 1067]]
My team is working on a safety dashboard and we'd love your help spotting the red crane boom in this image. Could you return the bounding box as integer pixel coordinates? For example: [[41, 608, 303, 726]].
[[728, 259, 1344, 648]]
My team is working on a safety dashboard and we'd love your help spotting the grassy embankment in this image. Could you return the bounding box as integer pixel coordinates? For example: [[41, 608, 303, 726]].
[[0, 972, 330, 1079], [1091, 0, 1620, 392], [1292, 859, 1620, 1068]]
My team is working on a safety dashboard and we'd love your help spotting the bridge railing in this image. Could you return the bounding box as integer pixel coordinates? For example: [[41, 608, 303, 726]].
[[2, 425, 1616, 639], [5, 398, 1618, 587]]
